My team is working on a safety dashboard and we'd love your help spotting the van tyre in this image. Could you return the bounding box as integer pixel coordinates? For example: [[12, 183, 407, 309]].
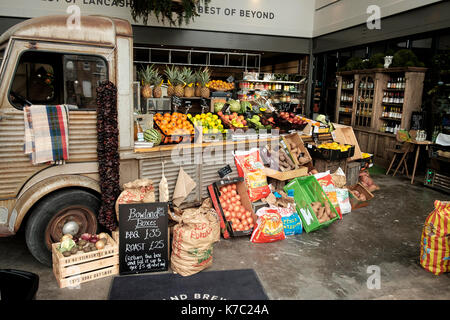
[[25, 189, 100, 267]]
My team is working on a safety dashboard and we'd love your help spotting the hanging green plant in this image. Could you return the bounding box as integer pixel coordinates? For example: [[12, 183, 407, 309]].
[[130, 0, 212, 27]]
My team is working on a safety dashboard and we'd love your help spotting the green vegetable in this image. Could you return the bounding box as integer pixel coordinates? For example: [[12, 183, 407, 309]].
[[214, 102, 225, 113], [240, 100, 252, 113], [251, 115, 260, 122], [59, 238, 76, 253], [228, 99, 241, 113]]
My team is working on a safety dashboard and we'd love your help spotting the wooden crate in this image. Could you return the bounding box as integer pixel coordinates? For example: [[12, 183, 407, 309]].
[[314, 158, 347, 175], [52, 234, 119, 288], [112, 230, 119, 245], [346, 161, 361, 186]]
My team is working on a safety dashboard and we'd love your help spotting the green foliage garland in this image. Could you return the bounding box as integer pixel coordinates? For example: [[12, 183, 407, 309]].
[[130, 0, 212, 27]]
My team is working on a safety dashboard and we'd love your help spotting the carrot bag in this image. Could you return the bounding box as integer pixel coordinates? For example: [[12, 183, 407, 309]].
[[420, 200, 450, 275], [250, 207, 286, 243], [233, 148, 271, 202]]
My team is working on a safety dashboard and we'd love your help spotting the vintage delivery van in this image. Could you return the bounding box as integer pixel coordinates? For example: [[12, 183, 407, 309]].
[[0, 15, 245, 266]]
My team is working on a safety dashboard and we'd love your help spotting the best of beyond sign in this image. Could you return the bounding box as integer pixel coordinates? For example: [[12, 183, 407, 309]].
[[198, 6, 275, 20]]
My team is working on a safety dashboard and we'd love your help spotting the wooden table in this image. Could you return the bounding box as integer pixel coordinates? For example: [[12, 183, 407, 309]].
[[410, 140, 433, 184]]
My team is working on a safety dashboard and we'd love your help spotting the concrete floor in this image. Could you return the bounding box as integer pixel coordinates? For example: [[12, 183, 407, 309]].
[[1, 173, 449, 300]]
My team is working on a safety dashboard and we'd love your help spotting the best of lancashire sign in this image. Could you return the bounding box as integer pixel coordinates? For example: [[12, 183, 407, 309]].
[[0, 0, 314, 38]]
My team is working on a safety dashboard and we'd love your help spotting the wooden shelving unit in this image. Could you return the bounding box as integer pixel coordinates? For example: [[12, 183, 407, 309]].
[[335, 67, 427, 167]]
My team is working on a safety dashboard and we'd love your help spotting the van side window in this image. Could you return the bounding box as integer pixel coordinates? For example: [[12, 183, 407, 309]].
[[10, 51, 60, 108], [9, 51, 108, 110], [63, 55, 107, 109]]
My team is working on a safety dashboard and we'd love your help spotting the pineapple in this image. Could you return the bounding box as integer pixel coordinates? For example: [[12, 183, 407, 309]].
[[194, 69, 202, 97], [164, 65, 178, 97], [173, 68, 185, 97], [199, 67, 211, 98], [139, 65, 156, 99], [153, 73, 163, 98], [181, 67, 195, 98]]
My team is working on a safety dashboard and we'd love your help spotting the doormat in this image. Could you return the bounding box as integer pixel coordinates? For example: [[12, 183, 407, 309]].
[[108, 269, 269, 300]]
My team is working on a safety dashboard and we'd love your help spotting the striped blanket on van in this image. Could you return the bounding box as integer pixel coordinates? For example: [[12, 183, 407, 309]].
[[24, 105, 69, 165]]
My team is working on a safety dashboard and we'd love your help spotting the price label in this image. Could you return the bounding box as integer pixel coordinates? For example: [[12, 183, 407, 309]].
[[227, 76, 235, 83], [218, 165, 232, 178], [200, 98, 209, 113]]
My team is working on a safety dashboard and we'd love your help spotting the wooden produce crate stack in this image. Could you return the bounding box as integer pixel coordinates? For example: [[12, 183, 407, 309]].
[[52, 234, 119, 288]]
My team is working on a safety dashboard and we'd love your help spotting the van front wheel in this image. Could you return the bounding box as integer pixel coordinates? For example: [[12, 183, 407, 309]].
[[25, 189, 100, 266]]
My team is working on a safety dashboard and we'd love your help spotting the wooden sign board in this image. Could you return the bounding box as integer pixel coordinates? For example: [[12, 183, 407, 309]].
[[118, 202, 169, 275]]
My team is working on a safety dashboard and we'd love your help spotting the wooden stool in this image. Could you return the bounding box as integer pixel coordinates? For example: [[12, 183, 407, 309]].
[[386, 142, 413, 176]]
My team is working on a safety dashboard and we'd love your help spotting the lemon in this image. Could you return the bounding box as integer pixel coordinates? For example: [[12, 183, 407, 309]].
[[213, 115, 218, 120]]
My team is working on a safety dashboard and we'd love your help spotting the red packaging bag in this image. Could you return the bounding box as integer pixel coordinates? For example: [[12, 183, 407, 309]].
[[233, 148, 271, 202], [250, 207, 286, 243]]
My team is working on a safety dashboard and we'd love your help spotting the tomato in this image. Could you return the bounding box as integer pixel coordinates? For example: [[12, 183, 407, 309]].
[[231, 212, 236, 218], [226, 199, 231, 205], [239, 206, 245, 213], [226, 186, 231, 192], [249, 223, 254, 229], [224, 211, 230, 219], [230, 196, 236, 203], [220, 187, 226, 193], [231, 190, 237, 196], [234, 205, 240, 212], [242, 219, 248, 226], [236, 211, 242, 219], [245, 211, 252, 218], [247, 217, 254, 224], [237, 223, 243, 230], [235, 195, 241, 201], [231, 184, 237, 190]]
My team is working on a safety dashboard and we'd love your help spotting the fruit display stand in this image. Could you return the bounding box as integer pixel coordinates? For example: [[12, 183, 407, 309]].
[[52, 234, 119, 289], [284, 176, 340, 233]]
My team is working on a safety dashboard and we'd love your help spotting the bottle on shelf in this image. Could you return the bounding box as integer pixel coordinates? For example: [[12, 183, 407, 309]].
[[134, 119, 144, 142]]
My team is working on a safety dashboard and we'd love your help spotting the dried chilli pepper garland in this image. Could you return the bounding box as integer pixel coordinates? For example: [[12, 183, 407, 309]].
[[96, 81, 121, 231]]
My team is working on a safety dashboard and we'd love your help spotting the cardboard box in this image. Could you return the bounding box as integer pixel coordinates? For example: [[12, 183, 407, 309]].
[[263, 166, 308, 181], [208, 177, 258, 238], [282, 132, 312, 167], [347, 183, 374, 210], [332, 126, 363, 161]]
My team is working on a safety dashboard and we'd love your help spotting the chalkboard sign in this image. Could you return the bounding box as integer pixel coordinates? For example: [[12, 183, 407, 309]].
[[118, 202, 169, 275], [200, 98, 209, 113], [218, 165, 232, 178], [411, 112, 425, 130], [227, 76, 235, 83], [172, 96, 182, 112]]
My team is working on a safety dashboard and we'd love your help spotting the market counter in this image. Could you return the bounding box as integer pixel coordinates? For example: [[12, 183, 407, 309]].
[[119, 137, 280, 207]]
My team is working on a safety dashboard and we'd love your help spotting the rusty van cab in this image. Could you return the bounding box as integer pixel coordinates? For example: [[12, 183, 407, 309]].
[[0, 15, 134, 266]]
